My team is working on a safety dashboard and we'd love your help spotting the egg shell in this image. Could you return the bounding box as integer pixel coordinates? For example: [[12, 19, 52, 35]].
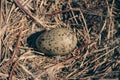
[[36, 28, 77, 55]]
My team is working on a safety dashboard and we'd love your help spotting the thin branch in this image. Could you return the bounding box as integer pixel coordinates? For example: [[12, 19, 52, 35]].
[[0, 26, 22, 70]]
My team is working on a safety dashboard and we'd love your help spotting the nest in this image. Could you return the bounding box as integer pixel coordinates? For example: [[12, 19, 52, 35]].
[[0, 0, 120, 80]]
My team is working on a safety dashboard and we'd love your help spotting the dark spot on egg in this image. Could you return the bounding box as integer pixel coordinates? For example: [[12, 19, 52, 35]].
[[49, 43, 51, 46], [41, 38, 45, 41]]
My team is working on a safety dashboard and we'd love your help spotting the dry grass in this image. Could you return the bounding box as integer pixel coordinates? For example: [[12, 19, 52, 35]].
[[0, 0, 120, 80]]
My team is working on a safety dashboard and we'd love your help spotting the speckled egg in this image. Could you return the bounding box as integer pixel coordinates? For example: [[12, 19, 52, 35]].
[[36, 28, 77, 55]]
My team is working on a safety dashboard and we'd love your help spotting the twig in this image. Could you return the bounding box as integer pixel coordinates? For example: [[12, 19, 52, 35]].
[[9, 59, 18, 80], [13, 0, 49, 27], [0, 27, 22, 70], [79, 8, 90, 43], [91, 46, 118, 63], [13, 0, 69, 17], [13, 0, 103, 17], [44, 46, 86, 70], [0, 0, 2, 54]]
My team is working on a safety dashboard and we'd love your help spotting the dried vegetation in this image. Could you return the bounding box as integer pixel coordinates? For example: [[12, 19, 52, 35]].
[[0, 0, 120, 80]]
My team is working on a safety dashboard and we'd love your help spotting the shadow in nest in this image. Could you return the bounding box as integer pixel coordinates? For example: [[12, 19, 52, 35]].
[[27, 30, 45, 51], [26, 30, 56, 57]]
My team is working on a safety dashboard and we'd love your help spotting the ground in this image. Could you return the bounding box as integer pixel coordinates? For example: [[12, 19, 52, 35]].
[[0, 0, 120, 80]]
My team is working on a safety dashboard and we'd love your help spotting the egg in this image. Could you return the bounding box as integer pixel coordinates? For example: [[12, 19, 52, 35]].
[[36, 28, 77, 55]]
